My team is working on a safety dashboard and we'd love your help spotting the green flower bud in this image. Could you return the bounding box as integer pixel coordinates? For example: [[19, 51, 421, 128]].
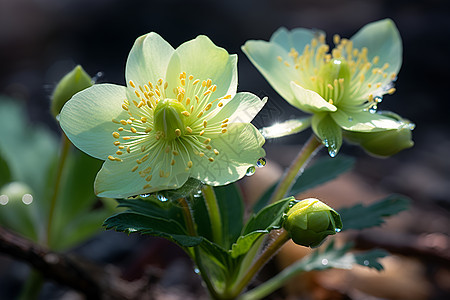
[[283, 198, 343, 248], [344, 111, 415, 157], [51, 65, 92, 118]]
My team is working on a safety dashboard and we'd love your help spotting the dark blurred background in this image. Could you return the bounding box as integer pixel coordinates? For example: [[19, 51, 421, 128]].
[[1, 0, 449, 299]]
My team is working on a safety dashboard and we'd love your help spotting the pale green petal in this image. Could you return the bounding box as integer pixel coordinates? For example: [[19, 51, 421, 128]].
[[94, 141, 190, 198], [312, 113, 342, 156], [344, 127, 414, 157], [351, 19, 402, 78], [242, 40, 299, 105], [290, 82, 337, 113], [259, 117, 312, 139], [270, 27, 323, 53], [190, 123, 265, 186], [166, 35, 237, 99], [125, 32, 175, 87], [60, 84, 129, 160], [331, 110, 404, 132], [207, 92, 266, 125]]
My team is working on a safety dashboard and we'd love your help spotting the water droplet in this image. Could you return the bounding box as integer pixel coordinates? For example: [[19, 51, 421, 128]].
[[322, 139, 329, 147], [321, 259, 329, 266], [246, 166, 256, 176], [194, 267, 200, 274], [335, 228, 341, 233], [328, 148, 336, 158], [140, 193, 150, 198], [348, 116, 353, 122], [127, 228, 138, 233], [369, 105, 377, 114], [156, 193, 168, 202], [256, 157, 266, 168], [406, 122, 416, 130], [92, 71, 104, 83], [374, 96, 383, 103], [363, 260, 370, 266], [55, 114, 61, 122], [193, 189, 202, 198]]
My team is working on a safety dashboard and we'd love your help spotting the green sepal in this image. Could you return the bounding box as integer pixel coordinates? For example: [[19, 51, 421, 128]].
[[231, 197, 294, 258]]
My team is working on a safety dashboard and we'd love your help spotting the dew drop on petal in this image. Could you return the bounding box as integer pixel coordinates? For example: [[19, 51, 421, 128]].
[[335, 228, 341, 233], [406, 123, 416, 130], [321, 259, 329, 266], [322, 139, 329, 147], [194, 267, 200, 274], [374, 96, 383, 103], [369, 105, 377, 114], [246, 166, 256, 176], [363, 260, 370, 266], [0, 195, 9, 205], [256, 157, 266, 168], [140, 193, 151, 198], [348, 116, 353, 122]]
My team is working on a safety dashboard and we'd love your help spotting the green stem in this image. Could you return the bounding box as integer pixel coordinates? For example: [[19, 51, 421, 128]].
[[269, 134, 323, 204], [45, 132, 71, 246], [201, 185, 223, 246], [18, 269, 44, 300], [178, 197, 220, 300], [229, 229, 291, 298], [238, 254, 309, 300]]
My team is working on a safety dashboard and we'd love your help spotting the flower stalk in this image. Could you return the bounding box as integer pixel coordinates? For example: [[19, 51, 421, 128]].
[[202, 185, 223, 246], [269, 134, 323, 204], [46, 132, 71, 246]]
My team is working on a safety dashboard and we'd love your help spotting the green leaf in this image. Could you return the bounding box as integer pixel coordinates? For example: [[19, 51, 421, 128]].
[[254, 155, 355, 213], [339, 194, 410, 230], [215, 184, 244, 249], [104, 211, 202, 247], [231, 197, 293, 258], [0, 150, 11, 187]]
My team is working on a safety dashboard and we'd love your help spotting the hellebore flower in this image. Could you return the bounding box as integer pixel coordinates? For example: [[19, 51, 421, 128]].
[[243, 19, 414, 157], [60, 33, 265, 198], [283, 198, 342, 248]]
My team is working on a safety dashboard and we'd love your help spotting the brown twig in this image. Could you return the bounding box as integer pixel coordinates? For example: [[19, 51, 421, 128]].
[[0, 226, 143, 300]]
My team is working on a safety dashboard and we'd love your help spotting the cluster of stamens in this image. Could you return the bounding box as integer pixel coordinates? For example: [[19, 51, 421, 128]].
[[278, 33, 397, 111], [108, 73, 231, 191]]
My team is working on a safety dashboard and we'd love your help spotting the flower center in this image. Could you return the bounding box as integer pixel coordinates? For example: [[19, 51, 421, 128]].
[[108, 72, 231, 192], [153, 98, 187, 140], [278, 33, 397, 111]]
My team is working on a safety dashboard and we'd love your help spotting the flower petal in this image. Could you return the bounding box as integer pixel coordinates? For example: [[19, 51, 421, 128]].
[[331, 110, 404, 132], [207, 92, 266, 124], [351, 19, 402, 79], [60, 84, 129, 160], [166, 35, 237, 99], [242, 40, 299, 105], [259, 117, 312, 139], [190, 123, 265, 186], [290, 82, 337, 113], [125, 32, 175, 87], [311, 113, 342, 156], [94, 141, 191, 198], [344, 127, 414, 157], [270, 27, 323, 54]]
